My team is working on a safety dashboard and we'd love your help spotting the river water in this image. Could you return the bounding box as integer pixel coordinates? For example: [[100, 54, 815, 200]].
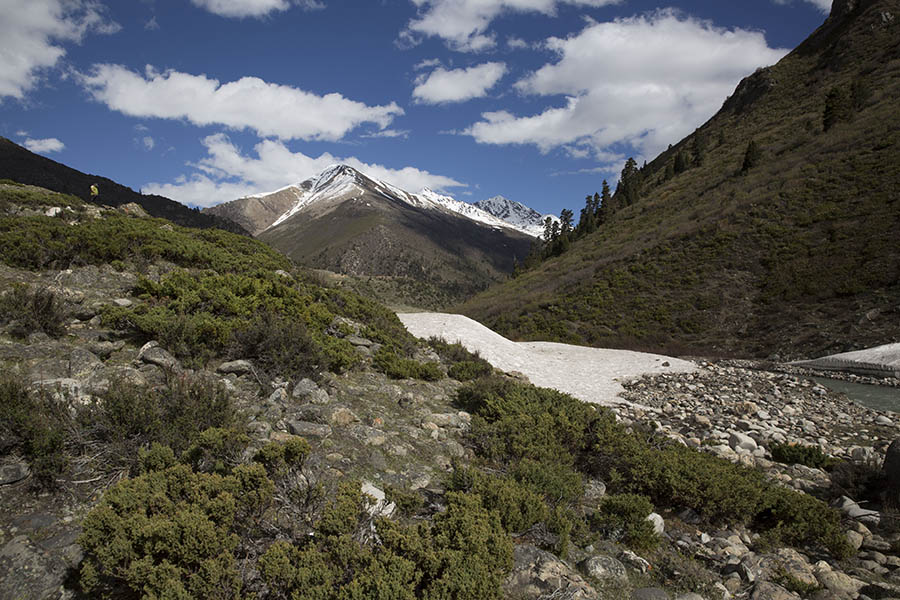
[[812, 377, 900, 414]]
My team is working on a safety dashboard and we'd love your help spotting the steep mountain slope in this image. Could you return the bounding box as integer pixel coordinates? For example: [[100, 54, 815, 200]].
[[0, 137, 247, 234], [461, 0, 900, 359], [249, 165, 534, 308]]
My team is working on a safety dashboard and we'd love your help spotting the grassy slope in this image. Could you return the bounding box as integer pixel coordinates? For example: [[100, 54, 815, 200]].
[[460, 1, 900, 358]]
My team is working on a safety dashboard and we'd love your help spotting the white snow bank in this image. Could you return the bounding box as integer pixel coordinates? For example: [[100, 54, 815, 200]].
[[792, 342, 900, 379], [397, 312, 696, 407]]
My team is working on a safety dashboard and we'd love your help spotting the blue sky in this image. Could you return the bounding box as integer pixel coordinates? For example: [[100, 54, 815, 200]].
[[1, 0, 829, 215]]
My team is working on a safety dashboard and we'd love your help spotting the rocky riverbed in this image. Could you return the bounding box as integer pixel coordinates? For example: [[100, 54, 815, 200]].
[[615, 360, 900, 600]]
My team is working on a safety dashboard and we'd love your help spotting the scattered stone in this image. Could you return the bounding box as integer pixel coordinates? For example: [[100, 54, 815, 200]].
[[504, 544, 598, 600], [0, 461, 29, 485], [361, 482, 396, 518], [287, 421, 332, 438], [137, 341, 179, 370], [217, 359, 254, 375], [579, 555, 627, 584]]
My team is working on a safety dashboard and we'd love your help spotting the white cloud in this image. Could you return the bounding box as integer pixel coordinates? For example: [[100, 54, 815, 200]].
[[145, 15, 159, 30], [507, 36, 529, 49], [413, 62, 507, 104], [144, 134, 466, 207], [404, 0, 620, 52], [142, 136, 156, 150], [361, 129, 410, 139], [190, 0, 324, 19], [413, 58, 443, 70], [464, 10, 788, 159], [23, 137, 65, 153], [772, 0, 831, 14], [0, 0, 120, 101], [79, 64, 403, 141]]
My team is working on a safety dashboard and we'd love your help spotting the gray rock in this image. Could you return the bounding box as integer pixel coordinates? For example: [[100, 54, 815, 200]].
[[647, 512, 665, 536], [675, 595, 706, 600], [361, 482, 396, 518], [503, 544, 599, 600], [632, 588, 670, 600], [217, 359, 254, 375], [0, 535, 68, 600], [292, 378, 330, 404], [137, 341, 179, 370], [751, 581, 799, 600], [729, 431, 758, 452], [579, 555, 627, 584], [287, 421, 332, 438], [0, 461, 29, 485]]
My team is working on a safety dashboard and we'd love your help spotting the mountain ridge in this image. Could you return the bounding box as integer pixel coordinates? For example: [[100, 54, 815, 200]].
[[0, 137, 248, 235]]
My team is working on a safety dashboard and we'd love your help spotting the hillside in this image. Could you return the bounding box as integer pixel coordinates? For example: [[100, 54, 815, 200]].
[[460, 0, 900, 359], [0, 137, 247, 234], [3, 181, 900, 599]]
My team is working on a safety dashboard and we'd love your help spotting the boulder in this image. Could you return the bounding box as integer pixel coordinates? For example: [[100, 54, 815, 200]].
[[217, 359, 254, 375], [504, 544, 598, 600], [579, 554, 627, 584], [750, 581, 799, 600]]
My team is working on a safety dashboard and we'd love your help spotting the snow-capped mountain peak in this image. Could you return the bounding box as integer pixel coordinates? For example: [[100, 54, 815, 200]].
[[475, 195, 557, 238], [256, 164, 548, 237]]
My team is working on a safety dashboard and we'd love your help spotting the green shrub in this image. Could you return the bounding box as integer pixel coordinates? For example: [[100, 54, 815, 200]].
[[78, 463, 272, 599], [228, 310, 323, 381], [0, 284, 67, 338], [770, 442, 833, 469], [448, 360, 493, 381], [590, 494, 660, 552], [181, 427, 250, 475], [253, 436, 311, 478], [385, 484, 425, 517], [0, 374, 70, 487], [428, 338, 493, 381], [448, 465, 548, 533], [259, 489, 513, 600], [374, 347, 443, 381], [511, 457, 584, 504], [79, 375, 238, 472]]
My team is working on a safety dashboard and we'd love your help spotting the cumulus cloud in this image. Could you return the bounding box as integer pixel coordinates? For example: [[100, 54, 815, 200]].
[[413, 62, 507, 104], [464, 10, 788, 159], [142, 136, 155, 150], [404, 0, 620, 52], [23, 137, 65, 153], [190, 0, 324, 19], [144, 134, 466, 207], [772, 0, 832, 14], [0, 0, 120, 101], [78, 64, 403, 141]]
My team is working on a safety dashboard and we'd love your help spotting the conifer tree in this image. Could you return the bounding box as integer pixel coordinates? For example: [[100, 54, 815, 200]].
[[559, 209, 574, 235], [597, 181, 611, 224]]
